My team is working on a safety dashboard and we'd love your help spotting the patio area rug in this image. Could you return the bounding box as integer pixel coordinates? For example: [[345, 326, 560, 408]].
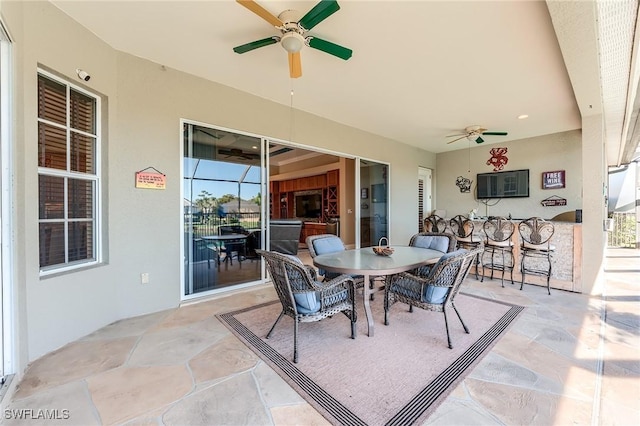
[[218, 292, 524, 425]]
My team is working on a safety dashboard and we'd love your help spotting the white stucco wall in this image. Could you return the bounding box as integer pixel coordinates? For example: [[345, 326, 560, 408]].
[[3, 1, 436, 366], [435, 130, 582, 220]]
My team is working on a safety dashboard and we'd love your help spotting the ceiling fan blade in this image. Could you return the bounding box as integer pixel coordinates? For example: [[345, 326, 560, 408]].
[[289, 52, 302, 78], [447, 135, 468, 144], [446, 133, 466, 137], [475, 136, 485, 144], [236, 0, 283, 27], [308, 37, 352, 60], [233, 37, 278, 54], [481, 131, 508, 136], [299, 0, 340, 31]]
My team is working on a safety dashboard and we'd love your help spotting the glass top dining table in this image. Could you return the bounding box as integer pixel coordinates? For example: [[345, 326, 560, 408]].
[[312, 245, 443, 337]]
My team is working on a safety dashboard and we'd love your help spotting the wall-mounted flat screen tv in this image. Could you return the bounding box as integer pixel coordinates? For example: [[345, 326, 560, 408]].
[[476, 169, 530, 199], [294, 192, 323, 218]]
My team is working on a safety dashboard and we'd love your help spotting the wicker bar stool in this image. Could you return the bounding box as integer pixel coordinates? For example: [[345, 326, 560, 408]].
[[450, 215, 483, 279], [518, 217, 555, 295], [481, 217, 515, 287], [423, 214, 448, 233]]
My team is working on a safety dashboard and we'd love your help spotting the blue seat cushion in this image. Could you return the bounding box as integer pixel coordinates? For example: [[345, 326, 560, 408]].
[[422, 249, 468, 303], [422, 286, 449, 304], [313, 237, 344, 255], [294, 291, 321, 314], [312, 237, 344, 276], [281, 253, 304, 264], [412, 235, 450, 253]]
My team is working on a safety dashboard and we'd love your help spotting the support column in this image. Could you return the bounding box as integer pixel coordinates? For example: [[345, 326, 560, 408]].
[[582, 114, 606, 294]]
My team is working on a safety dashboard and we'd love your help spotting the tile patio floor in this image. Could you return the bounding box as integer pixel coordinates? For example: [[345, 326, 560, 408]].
[[1, 248, 638, 425]]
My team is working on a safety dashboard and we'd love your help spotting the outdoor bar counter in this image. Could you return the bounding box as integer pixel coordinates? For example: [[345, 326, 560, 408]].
[[468, 219, 583, 293]]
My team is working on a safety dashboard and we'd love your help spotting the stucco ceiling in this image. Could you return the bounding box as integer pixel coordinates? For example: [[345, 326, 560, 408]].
[[48, 0, 638, 161]]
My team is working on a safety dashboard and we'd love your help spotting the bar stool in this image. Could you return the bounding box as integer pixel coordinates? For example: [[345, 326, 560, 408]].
[[424, 214, 447, 233], [481, 217, 515, 287], [449, 215, 483, 279], [518, 217, 555, 295]]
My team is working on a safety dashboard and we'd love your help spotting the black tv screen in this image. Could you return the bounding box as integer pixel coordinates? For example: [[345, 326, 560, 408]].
[[295, 193, 323, 218], [476, 169, 530, 199]]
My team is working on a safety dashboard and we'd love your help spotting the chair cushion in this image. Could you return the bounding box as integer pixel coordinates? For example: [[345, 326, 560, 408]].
[[293, 291, 321, 314], [486, 239, 514, 247], [312, 237, 344, 255], [422, 249, 467, 303], [423, 285, 449, 304], [412, 235, 450, 253], [281, 253, 304, 265], [522, 241, 556, 251], [312, 237, 344, 277]]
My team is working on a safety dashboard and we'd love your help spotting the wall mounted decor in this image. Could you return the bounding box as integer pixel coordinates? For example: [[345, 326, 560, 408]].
[[542, 170, 566, 189], [455, 176, 472, 193], [486, 147, 509, 171], [541, 195, 567, 206], [135, 166, 166, 189]]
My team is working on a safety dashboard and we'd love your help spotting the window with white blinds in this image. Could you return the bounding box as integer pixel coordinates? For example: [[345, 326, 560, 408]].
[[37, 71, 100, 274]]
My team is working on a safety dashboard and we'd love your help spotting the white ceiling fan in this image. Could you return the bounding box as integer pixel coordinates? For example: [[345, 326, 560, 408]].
[[446, 125, 508, 144], [233, 0, 352, 78]]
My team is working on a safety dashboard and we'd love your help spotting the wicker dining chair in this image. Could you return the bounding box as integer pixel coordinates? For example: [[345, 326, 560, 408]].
[[518, 217, 555, 295], [408, 232, 456, 277], [384, 247, 482, 348], [257, 249, 357, 363], [449, 215, 483, 279], [306, 233, 378, 299], [423, 214, 448, 233]]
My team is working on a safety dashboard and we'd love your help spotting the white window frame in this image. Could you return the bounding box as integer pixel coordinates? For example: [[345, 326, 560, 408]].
[[37, 69, 101, 276]]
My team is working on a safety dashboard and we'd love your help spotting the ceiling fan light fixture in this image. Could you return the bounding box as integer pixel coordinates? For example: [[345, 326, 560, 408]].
[[281, 32, 305, 53]]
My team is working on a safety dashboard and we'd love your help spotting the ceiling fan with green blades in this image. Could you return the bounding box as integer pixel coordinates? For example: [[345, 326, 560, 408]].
[[233, 0, 352, 78], [446, 125, 508, 144]]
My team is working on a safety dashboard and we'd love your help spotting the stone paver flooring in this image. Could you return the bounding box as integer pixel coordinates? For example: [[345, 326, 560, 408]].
[[2, 248, 638, 425]]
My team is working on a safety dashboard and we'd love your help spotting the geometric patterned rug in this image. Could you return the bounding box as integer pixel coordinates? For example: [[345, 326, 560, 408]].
[[219, 292, 524, 425]]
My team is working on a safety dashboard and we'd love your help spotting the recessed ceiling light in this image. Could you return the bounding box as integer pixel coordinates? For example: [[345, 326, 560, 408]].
[[252, 146, 258, 150], [518, 114, 529, 119]]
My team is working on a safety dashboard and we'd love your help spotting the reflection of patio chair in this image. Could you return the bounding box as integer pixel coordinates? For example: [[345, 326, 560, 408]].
[[257, 249, 357, 363], [219, 226, 248, 265], [384, 248, 481, 348], [245, 230, 262, 261], [184, 234, 218, 294]]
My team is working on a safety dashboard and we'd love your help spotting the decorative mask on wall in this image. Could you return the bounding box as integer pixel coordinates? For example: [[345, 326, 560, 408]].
[[455, 176, 472, 193], [486, 147, 509, 171]]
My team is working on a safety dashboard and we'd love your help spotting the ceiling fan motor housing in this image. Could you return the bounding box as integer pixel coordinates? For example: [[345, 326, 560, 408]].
[[278, 9, 304, 31], [278, 10, 306, 52]]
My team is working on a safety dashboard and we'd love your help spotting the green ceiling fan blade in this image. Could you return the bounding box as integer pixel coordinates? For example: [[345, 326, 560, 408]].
[[308, 37, 352, 60], [475, 136, 485, 144], [233, 37, 278, 54], [482, 131, 508, 136], [299, 0, 340, 31]]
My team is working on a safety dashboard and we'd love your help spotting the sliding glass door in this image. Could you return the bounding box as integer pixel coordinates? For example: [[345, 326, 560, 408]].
[[359, 160, 389, 247], [182, 123, 264, 297]]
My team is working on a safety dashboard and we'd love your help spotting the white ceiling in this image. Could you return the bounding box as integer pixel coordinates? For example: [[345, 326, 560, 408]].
[[48, 0, 637, 159]]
